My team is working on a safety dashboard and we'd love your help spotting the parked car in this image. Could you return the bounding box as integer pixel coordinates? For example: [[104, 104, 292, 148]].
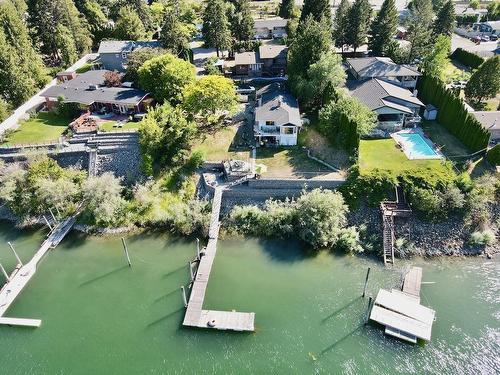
[[480, 35, 490, 42], [489, 34, 498, 41]]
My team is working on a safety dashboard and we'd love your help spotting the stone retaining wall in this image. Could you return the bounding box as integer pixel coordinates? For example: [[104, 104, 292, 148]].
[[248, 178, 345, 190]]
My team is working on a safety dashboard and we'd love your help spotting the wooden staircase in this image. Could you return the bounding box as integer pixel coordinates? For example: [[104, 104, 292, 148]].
[[382, 213, 395, 265]]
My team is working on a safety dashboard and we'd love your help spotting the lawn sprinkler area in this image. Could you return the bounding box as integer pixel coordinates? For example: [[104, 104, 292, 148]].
[[392, 129, 444, 160]]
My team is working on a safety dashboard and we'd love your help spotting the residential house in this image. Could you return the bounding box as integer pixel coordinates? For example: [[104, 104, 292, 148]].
[[233, 45, 288, 77], [97, 40, 161, 72], [41, 70, 152, 115], [471, 111, 500, 145], [346, 57, 421, 89], [254, 83, 301, 146], [254, 18, 287, 39], [348, 78, 424, 132]]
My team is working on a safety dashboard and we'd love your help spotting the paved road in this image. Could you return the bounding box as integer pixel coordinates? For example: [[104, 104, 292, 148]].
[[451, 33, 499, 57], [189, 41, 219, 76], [0, 53, 98, 135]]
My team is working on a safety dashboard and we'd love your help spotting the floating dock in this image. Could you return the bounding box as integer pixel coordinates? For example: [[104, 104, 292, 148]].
[[0, 216, 77, 327], [369, 267, 435, 343], [182, 187, 255, 332]]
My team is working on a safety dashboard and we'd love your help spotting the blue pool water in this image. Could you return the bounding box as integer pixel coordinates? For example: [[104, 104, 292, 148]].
[[397, 133, 441, 158]]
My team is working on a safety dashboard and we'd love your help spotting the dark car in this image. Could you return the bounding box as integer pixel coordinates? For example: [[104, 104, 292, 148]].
[[489, 34, 498, 41]]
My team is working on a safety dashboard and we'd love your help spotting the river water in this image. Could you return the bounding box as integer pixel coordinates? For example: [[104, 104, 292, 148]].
[[0, 222, 498, 374]]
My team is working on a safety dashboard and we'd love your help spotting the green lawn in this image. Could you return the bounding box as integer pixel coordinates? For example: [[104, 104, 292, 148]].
[[98, 121, 139, 132], [192, 125, 249, 161], [3, 112, 69, 145], [421, 120, 470, 158], [359, 139, 455, 179], [75, 63, 92, 74], [256, 147, 332, 177]]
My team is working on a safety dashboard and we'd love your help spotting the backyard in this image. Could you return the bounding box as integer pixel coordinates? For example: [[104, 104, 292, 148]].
[[2, 112, 69, 146], [98, 121, 139, 132], [192, 124, 251, 161]]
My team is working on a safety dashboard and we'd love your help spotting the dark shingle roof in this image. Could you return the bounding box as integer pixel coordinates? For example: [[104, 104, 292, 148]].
[[256, 83, 301, 127], [41, 70, 148, 106], [98, 40, 161, 54], [471, 111, 500, 131], [258, 45, 287, 60], [347, 57, 421, 79]]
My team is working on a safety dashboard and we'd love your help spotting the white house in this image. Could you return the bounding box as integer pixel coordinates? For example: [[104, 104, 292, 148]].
[[253, 18, 287, 39], [254, 83, 301, 146]]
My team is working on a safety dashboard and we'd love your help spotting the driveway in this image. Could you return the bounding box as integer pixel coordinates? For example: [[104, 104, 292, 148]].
[[451, 33, 499, 57], [0, 53, 98, 134], [189, 41, 219, 76]]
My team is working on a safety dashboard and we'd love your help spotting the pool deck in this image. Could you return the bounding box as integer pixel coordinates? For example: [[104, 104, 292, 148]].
[[392, 128, 444, 160]]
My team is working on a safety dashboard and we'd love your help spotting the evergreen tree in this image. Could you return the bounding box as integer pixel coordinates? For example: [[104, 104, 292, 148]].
[[422, 34, 450, 81], [406, 0, 434, 62], [279, 0, 295, 18], [160, 9, 190, 56], [202, 0, 232, 57], [229, 0, 254, 41], [114, 6, 147, 40], [81, 0, 113, 46], [28, 0, 92, 62], [346, 0, 372, 54], [465, 56, 500, 105], [433, 0, 455, 37], [55, 24, 78, 66], [300, 0, 331, 24], [333, 0, 350, 54], [369, 0, 398, 56], [111, 0, 153, 31]]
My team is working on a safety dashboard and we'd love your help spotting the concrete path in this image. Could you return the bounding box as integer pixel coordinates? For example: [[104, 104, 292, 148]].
[[0, 53, 98, 135]]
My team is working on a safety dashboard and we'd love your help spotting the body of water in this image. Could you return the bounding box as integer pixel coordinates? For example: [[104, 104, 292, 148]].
[[0, 222, 498, 374]]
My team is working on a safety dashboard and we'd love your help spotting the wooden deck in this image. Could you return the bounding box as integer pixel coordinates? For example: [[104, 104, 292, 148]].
[[182, 187, 255, 332], [0, 216, 76, 327], [402, 266, 422, 297]]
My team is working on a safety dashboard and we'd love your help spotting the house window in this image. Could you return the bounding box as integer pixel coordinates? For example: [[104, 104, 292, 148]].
[[283, 127, 294, 135], [265, 121, 275, 125], [121, 52, 128, 59]]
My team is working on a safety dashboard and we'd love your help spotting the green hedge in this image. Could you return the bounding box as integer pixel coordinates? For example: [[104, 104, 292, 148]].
[[338, 112, 360, 152], [417, 74, 490, 152], [450, 48, 485, 69], [486, 144, 500, 166]]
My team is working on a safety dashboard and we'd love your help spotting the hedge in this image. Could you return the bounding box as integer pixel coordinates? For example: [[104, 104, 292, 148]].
[[338, 112, 360, 152], [486, 144, 500, 166], [450, 48, 485, 69], [417, 74, 490, 152]]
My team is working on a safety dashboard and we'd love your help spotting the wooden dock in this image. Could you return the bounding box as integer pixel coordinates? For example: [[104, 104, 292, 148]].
[[0, 215, 77, 327], [369, 266, 435, 343], [182, 187, 255, 332]]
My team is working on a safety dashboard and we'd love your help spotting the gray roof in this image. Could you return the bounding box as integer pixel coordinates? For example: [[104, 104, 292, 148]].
[[41, 70, 149, 106], [471, 111, 500, 131], [347, 57, 421, 79], [234, 51, 259, 65], [258, 45, 287, 60], [256, 83, 301, 127], [254, 18, 287, 29], [349, 78, 424, 114], [97, 40, 161, 54]]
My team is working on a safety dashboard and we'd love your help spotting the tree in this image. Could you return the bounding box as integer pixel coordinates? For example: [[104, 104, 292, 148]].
[[300, 0, 331, 24], [465, 56, 500, 105], [114, 6, 146, 40], [405, 0, 434, 62], [228, 0, 254, 42], [486, 0, 500, 21], [332, 0, 350, 54], [81, 0, 114, 46], [369, 0, 398, 56], [103, 71, 122, 87], [125, 47, 168, 84], [110, 0, 153, 31], [55, 24, 78, 66], [287, 16, 332, 85], [138, 103, 196, 172], [346, 0, 372, 54], [202, 0, 232, 56], [433, 0, 455, 36], [422, 35, 450, 81], [279, 0, 295, 18], [138, 53, 196, 104], [160, 9, 191, 57], [0, 97, 9, 122], [182, 75, 239, 133]]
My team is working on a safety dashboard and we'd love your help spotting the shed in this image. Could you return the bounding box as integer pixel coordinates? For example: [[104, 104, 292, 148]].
[[423, 104, 437, 120]]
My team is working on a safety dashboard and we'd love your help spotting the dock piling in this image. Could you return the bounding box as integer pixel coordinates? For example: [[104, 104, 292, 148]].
[[364, 297, 373, 324], [7, 242, 22, 267], [362, 267, 371, 298], [0, 262, 10, 281], [181, 286, 187, 307], [43, 215, 53, 231], [121, 238, 132, 267], [188, 261, 194, 281], [196, 238, 200, 260], [48, 208, 57, 223]]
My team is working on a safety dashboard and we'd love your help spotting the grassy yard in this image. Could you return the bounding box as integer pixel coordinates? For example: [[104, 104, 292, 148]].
[[359, 139, 455, 179], [256, 147, 332, 177], [192, 125, 249, 161], [98, 121, 139, 132], [3, 112, 69, 145], [421, 120, 470, 158], [75, 63, 92, 74]]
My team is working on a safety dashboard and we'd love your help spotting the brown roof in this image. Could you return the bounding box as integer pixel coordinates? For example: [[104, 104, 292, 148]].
[[234, 52, 259, 65], [258, 45, 287, 60]]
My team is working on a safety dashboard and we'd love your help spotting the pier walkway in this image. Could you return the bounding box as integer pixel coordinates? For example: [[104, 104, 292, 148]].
[[0, 215, 77, 327], [182, 187, 255, 332]]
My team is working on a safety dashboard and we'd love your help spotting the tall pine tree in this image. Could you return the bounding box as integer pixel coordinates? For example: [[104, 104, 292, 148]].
[[300, 0, 331, 25], [202, 0, 232, 57], [333, 0, 350, 54], [346, 0, 372, 54], [433, 0, 455, 37], [160, 9, 190, 56], [369, 0, 398, 56], [279, 0, 295, 18], [114, 6, 146, 40], [406, 0, 434, 62], [229, 0, 254, 41]]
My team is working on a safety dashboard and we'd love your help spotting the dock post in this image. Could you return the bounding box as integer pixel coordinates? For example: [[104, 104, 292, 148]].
[[7, 242, 22, 266], [362, 267, 371, 298], [188, 261, 194, 281], [121, 237, 132, 267], [43, 215, 53, 231], [181, 285, 187, 307], [0, 262, 10, 281], [196, 238, 200, 260], [48, 208, 57, 223], [364, 296, 373, 325]]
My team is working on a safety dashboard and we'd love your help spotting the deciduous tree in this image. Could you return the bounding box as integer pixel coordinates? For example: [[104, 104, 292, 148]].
[[104, 71, 122, 87], [422, 34, 450, 81], [369, 0, 398, 56], [114, 6, 146, 40], [125, 47, 168, 84], [465, 56, 500, 105]]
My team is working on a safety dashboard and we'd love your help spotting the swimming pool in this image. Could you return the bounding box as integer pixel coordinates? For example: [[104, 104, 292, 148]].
[[393, 131, 443, 160]]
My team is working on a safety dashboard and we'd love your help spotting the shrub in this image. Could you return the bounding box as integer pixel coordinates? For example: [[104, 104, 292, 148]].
[[469, 230, 495, 246], [450, 48, 485, 69], [486, 144, 500, 166]]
